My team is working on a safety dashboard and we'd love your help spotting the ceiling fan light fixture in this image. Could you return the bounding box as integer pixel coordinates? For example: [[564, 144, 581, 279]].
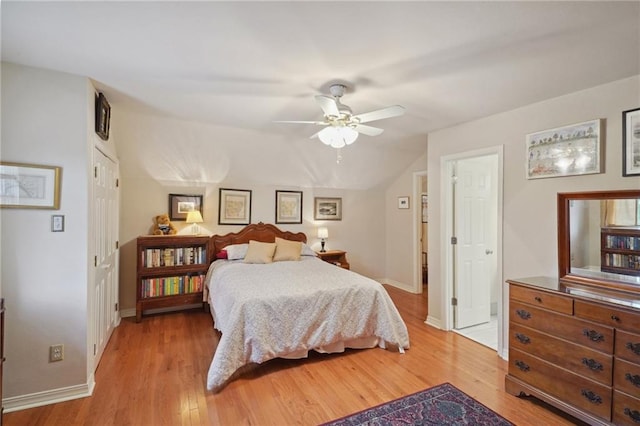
[[318, 126, 359, 149]]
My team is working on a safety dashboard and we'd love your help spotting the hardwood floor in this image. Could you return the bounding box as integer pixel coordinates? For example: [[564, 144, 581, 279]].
[[4, 285, 581, 425]]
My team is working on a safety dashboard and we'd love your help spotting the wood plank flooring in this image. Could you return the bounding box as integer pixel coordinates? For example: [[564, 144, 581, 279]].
[[4, 285, 581, 425]]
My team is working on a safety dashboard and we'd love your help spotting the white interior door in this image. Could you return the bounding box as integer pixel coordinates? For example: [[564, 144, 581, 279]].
[[453, 155, 497, 329], [92, 147, 119, 366]]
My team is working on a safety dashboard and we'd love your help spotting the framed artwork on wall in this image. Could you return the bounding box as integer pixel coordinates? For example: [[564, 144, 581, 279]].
[[422, 195, 428, 223], [169, 194, 203, 221], [219, 188, 252, 225], [623, 107, 640, 176], [0, 162, 62, 209], [526, 119, 604, 179], [314, 197, 342, 221], [275, 190, 302, 224], [95, 92, 111, 141]]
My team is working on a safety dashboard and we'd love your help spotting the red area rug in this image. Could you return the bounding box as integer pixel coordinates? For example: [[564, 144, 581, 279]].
[[321, 383, 513, 426]]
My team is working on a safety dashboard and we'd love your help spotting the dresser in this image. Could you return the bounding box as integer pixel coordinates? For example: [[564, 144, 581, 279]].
[[505, 276, 640, 425]]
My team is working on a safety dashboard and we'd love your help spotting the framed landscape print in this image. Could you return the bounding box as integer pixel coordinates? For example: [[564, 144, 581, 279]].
[[314, 197, 342, 221], [219, 188, 252, 225], [275, 190, 302, 224], [623, 107, 640, 176], [526, 119, 604, 179], [169, 194, 203, 221]]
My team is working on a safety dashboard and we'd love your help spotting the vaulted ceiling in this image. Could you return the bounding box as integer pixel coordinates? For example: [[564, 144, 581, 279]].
[[3, 1, 639, 189]]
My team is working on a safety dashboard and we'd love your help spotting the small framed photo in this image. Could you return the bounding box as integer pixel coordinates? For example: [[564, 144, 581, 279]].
[[526, 119, 604, 179], [219, 188, 252, 225], [398, 196, 410, 209], [623, 107, 640, 176], [95, 92, 111, 141], [169, 194, 203, 221], [0, 162, 62, 209], [51, 215, 65, 232], [275, 190, 302, 224], [422, 195, 428, 223], [314, 197, 342, 221]]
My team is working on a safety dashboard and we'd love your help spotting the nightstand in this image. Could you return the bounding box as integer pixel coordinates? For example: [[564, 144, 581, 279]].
[[316, 250, 350, 270]]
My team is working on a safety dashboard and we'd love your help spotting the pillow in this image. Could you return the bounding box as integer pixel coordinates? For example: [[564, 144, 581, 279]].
[[243, 240, 277, 264], [216, 250, 228, 259], [225, 243, 249, 260], [301, 243, 317, 257], [273, 237, 302, 262]]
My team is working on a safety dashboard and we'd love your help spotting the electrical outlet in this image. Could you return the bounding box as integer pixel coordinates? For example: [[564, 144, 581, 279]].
[[50, 344, 64, 362]]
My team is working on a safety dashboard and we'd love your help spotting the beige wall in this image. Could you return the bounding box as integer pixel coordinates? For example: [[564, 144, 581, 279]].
[[427, 75, 640, 342]]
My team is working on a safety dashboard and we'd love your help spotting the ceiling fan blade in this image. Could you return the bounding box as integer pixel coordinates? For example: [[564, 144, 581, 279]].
[[315, 95, 340, 117], [274, 120, 326, 125], [352, 105, 405, 124], [353, 124, 384, 136]]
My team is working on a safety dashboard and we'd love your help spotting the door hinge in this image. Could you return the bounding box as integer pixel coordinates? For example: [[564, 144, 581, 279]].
[[94, 166, 98, 178], [93, 344, 96, 356], [94, 256, 98, 267], [451, 236, 457, 245], [451, 297, 458, 306], [115, 240, 119, 249], [115, 303, 118, 312], [116, 178, 119, 188]]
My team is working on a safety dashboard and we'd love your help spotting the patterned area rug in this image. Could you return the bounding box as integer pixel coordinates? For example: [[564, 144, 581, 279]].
[[321, 383, 513, 426]]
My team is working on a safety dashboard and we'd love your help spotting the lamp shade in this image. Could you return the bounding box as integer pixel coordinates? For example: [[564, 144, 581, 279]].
[[317, 227, 329, 239], [186, 211, 203, 224], [318, 126, 359, 148]]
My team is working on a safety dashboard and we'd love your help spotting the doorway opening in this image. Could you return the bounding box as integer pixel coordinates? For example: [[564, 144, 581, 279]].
[[441, 146, 504, 356]]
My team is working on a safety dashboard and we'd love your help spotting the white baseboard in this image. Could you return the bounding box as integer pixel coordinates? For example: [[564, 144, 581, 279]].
[[3, 375, 95, 413], [425, 315, 442, 329], [378, 278, 416, 293], [120, 308, 136, 318]]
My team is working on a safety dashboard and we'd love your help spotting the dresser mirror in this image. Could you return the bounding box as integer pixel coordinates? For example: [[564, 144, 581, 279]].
[[558, 189, 640, 293]]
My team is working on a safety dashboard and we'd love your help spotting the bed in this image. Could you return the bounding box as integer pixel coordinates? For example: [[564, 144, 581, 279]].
[[204, 223, 410, 391]]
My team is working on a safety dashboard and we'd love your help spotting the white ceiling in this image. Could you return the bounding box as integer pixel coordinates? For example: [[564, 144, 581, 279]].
[[2, 1, 640, 188]]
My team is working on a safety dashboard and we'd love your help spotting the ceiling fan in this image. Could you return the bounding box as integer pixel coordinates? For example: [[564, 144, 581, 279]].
[[276, 83, 406, 149]]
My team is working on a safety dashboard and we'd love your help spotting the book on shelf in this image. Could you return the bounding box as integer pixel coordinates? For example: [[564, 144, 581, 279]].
[[142, 246, 207, 268], [140, 274, 205, 298]]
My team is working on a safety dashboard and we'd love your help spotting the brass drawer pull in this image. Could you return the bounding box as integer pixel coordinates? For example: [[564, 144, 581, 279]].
[[626, 342, 640, 356], [625, 373, 640, 388], [624, 408, 640, 423], [581, 358, 603, 371], [583, 329, 605, 342], [580, 389, 602, 404], [611, 315, 620, 322], [516, 309, 531, 320], [515, 333, 531, 344], [534, 296, 542, 303], [515, 360, 530, 372]]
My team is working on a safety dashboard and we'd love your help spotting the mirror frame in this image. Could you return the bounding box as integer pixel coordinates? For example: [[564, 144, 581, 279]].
[[558, 189, 640, 293]]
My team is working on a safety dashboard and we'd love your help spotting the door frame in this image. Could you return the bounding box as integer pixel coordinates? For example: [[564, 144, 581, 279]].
[[440, 145, 505, 357], [413, 170, 427, 294]]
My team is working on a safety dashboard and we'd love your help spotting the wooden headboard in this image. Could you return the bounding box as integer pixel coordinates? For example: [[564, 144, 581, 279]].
[[209, 222, 307, 258]]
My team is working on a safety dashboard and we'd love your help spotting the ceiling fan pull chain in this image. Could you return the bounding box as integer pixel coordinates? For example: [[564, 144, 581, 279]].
[[336, 148, 343, 164]]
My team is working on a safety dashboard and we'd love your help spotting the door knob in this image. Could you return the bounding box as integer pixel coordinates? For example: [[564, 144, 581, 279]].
[[485, 249, 493, 255]]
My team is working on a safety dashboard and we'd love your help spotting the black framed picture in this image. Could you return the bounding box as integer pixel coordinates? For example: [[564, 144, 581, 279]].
[[218, 188, 252, 225], [275, 190, 302, 224], [623, 107, 640, 176], [95, 92, 111, 141], [314, 197, 342, 221], [168, 194, 203, 221]]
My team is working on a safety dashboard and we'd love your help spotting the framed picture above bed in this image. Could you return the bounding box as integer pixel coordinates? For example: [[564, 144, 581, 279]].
[[219, 188, 252, 225], [275, 190, 302, 224], [314, 197, 342, 221]]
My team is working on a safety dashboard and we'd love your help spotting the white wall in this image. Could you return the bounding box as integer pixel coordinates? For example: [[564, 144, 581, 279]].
[[1, 63, 92, 398], [114, 111, 391, 313], [427, 75, 640, 342]]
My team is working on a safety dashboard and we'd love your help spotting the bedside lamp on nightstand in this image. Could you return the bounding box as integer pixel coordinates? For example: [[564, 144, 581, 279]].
[[317, 227, 328, 252], [186, 211, 203, 235]]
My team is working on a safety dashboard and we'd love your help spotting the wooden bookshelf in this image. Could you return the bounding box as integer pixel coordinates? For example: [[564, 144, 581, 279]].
[[601, 226, 640, 276], [136, 235, 210, 322]]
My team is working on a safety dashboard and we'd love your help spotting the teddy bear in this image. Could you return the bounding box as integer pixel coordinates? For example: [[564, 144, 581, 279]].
[[151, 213, 177, 235]]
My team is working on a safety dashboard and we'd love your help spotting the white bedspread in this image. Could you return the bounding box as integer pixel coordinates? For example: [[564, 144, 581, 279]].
[[205, 257, 410, 391]]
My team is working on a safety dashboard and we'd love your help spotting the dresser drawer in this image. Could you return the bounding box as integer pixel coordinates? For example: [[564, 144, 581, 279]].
[[509, 348, 612, 420], [510, 323, 613, 385], [510, 284, 573, 315], [614, 357, 640, 396], [617, 329, 640, 364], [613, 390, 640, 426], [575, 299, 640, 332], [511, 301, 614, 354]]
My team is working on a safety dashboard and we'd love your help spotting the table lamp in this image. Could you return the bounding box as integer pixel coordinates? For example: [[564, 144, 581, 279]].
[[186, 211, 203, 235], [317, 227, 328, 252]]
